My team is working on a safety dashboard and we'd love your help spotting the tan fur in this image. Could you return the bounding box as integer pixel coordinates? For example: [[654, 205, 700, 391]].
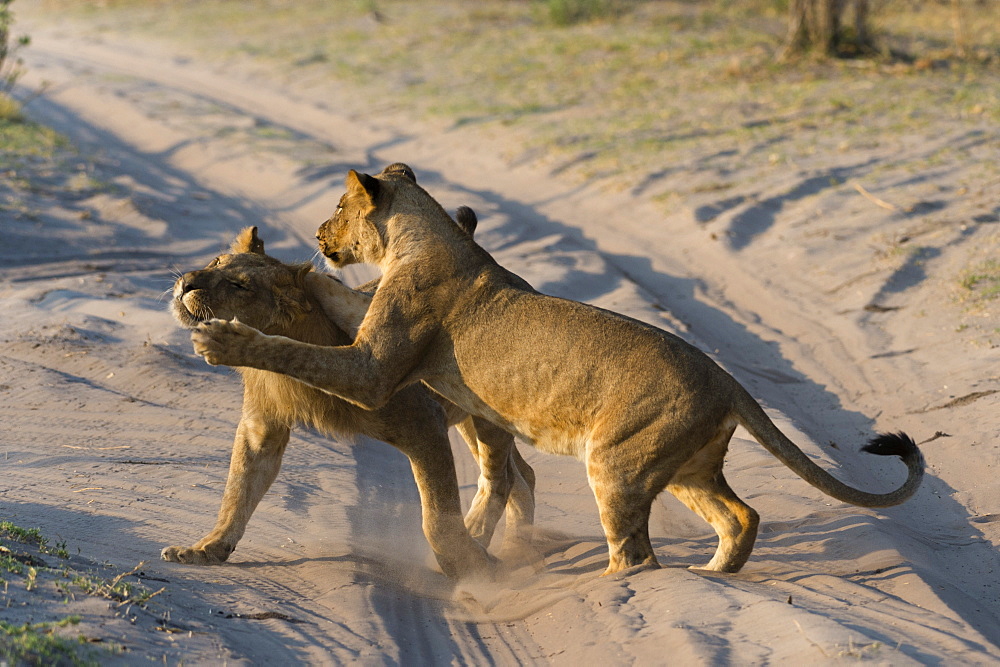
[[162, 227, 534, 578], [191, 166, 924, 576]]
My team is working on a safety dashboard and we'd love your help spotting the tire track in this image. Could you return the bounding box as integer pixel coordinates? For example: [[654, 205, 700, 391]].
[[16, 27, 543, 662], [9, 16, 999, 663]]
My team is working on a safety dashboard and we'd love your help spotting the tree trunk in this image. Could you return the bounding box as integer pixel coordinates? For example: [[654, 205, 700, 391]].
[[780, 0, 875, 60]]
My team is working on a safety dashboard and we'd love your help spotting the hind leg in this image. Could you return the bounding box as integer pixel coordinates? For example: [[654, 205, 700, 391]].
[[586, 444, 666, 575], [404, 442, 498, 579], [455, 417, 508, 547], [369, 392, 497, 580], [503, 438, 536, 549], [479, 418, 536, 548], [592, 491, 659, 576], [667, 424, 759, 573], [456, 417, 535, 548]]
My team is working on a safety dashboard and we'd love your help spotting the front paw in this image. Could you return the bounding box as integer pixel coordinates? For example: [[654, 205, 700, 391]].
[[191, 318, 260, 367], [161, 543, 232, 565]]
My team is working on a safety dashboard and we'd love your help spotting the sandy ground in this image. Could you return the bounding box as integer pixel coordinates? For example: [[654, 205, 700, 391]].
[[2, 5, 999, 665]]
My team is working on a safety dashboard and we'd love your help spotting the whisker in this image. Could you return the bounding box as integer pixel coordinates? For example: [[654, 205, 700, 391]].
[[156, 272, 180, 303], [155, 286, 174, 304]]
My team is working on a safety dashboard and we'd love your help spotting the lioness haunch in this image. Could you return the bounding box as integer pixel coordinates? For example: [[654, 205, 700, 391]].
[[191, 164, 923, 576]]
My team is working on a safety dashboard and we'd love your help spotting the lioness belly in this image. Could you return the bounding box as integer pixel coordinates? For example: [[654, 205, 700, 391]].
[[425, 376, 588, 459]]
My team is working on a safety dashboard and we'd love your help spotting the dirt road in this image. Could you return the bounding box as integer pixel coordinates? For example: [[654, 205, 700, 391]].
[[2, 9, 998, 664]]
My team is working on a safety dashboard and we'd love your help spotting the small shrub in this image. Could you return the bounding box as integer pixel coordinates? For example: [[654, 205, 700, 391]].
[[0, 90, 21, 121], [0, 0, 30, 93]]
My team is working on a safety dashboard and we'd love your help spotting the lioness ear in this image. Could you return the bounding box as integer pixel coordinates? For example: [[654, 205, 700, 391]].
[[346, 169, 380, 204], [382, 162, 416, 183], [455, 206, 478, 235], [231, 226, 265, 255]]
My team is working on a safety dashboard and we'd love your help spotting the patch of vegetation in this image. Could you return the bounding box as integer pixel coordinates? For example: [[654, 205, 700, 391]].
[[0, 103, 66, 152], [1, 521, 162, 606], [0, 618, 98, 667], [0, 0, 99, 213], [537, 0, 627, 26], [34, 0, 999, 192], [0, 99, 100, 221], [1, 522, 154, 663], [959, 259, 1000, 305], [1, 520, 69, 558], [0, 95, 70, 195], [67, 564, 164, 606], [0, 88, 20, 120], [0, 0, 31, 94]]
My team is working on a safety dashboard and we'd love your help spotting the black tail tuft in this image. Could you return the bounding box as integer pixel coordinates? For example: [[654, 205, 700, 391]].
[[861, 432, 919, 459]]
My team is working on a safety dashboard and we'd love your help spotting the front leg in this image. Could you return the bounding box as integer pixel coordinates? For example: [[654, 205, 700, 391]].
[[191, 318, 388, 409], [303, 272, 372, 338], [191, 308, 431, 411], [162, 414, 290, 565]]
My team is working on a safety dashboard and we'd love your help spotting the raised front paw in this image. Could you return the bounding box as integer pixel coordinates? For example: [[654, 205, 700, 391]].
[[191, 318, 260, 367], [160, 543, 233, 565]]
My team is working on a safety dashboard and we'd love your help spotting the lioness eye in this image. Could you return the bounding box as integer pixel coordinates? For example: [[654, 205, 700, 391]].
[[229, 281, 249, 291]]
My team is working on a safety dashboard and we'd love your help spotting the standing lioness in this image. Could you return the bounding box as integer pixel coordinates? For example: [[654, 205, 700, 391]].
[[164, 227, 533, 579], [191, 164, 924, 575]]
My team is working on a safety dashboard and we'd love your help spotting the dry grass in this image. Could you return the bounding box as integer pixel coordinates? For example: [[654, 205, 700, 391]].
[[37, 1, 1000, 190]]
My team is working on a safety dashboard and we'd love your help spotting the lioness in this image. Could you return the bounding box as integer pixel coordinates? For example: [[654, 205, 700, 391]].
[[163, 226, 534, 578], [191, 164, 924, 575]]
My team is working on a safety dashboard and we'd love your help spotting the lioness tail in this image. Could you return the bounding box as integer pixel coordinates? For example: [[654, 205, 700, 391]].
[[735, 391, 924, 508]]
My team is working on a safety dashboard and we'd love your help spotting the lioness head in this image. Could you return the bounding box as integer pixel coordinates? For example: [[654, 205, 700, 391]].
[[316, 163, 476, 268], [172, 227, 314, 334]]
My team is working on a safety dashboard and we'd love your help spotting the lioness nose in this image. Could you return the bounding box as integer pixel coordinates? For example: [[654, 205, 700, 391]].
[[180, 272, 200, 294]]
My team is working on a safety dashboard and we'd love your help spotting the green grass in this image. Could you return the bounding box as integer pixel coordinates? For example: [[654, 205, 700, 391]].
[[0, 95, 64, 157], [1, 520, 69, 559], [1, 522, 150, 663], [0, 618, 98, 667], [0, 524, 100, 665], [0, 93, 74, 213], [0, 91, 22, 121], [538, 0, 627, 26], [960, 259, 1000, 304], [1, 550, 25, 575], [0, 94, 101, 219]]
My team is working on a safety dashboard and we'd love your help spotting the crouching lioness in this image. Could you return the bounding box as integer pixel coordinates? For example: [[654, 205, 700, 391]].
[[190, 164, 924, 576], [163, 226, 534, 578]]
